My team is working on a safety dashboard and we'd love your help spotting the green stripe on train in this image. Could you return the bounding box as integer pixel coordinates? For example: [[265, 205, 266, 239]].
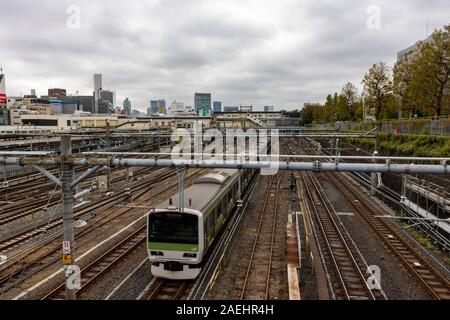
[[148, 242, 198, 252]]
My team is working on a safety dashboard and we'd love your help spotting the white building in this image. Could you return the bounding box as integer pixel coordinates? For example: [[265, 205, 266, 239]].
[[170, 100, 185, 114]]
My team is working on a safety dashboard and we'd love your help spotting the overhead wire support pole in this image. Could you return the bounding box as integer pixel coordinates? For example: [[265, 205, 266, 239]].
[[177, 168, 187, 212], [60, 135, 76, 300]]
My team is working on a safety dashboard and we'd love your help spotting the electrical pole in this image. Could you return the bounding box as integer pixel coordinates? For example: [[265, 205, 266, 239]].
[[61, 135, 76, 300]]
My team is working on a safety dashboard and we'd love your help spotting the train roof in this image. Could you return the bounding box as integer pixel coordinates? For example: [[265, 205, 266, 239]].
[[193, 169, 236, 185], [156, 169, 238, 212]]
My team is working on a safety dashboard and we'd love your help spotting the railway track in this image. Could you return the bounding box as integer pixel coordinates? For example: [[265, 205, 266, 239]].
[[42, 225, 147, 300], [145, 279, 188, 300], [326, 172, 450, 300], [240, 172, 284, 300], [0, 169, 176, 253], [0, 169, 206, 296], [294, 137, 450, 300], [301, 171, 380, 300]]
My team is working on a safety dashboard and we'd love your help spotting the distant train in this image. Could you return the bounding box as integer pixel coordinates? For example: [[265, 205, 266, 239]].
[[147, 168, 255, 279]]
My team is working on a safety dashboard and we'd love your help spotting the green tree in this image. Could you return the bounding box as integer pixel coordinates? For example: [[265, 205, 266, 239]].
[[362, 62, 393, 120], [340, 82, 359, 121], [409, 25, 450, 117], [393, 53, 416, 117]]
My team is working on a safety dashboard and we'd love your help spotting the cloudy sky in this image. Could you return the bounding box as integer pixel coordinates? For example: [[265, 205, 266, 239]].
[[0, 0, 449, 111]]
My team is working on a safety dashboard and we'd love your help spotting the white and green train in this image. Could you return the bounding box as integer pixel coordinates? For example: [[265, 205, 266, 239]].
[[147, 168, 255, 280]]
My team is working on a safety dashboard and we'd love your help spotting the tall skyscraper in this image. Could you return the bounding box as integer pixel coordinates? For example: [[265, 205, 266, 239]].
[[157, 99, 167, 114], [150, 100, 158, 114], [213, 101, 222, 113], [195, 93, 211, 116], [99, 90, 114, 114], [93, 73, 102, 113], [123, 98, 131, 116]]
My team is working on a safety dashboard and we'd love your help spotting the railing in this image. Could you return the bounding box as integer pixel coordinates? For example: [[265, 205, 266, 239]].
[[309, 117, 450, 136]]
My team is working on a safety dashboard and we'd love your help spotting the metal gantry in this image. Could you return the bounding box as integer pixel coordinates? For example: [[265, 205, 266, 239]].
[[2, 130, 450, 300]]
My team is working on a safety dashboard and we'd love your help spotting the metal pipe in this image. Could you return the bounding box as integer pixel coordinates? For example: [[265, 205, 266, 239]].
[[71, 165, 102, 188], [81, 152, 450, 163], [2, 157, 450, 174], [30, 164, 61, 186]]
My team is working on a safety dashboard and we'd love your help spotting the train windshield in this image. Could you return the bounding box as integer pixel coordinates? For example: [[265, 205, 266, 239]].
[[148, 212, 198, 244]]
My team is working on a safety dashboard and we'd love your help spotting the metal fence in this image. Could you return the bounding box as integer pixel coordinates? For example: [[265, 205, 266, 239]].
[[311, 117, 450, 136]]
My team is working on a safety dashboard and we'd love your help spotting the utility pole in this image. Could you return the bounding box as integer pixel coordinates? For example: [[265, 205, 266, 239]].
[[61, 135, 76, 300], [106, 120, 112, 189], [370, 127, 379, 196]]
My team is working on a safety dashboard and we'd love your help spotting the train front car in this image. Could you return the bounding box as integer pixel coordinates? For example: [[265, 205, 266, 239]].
[[147, 169, 241, 280], [147, 208, 203, 280]]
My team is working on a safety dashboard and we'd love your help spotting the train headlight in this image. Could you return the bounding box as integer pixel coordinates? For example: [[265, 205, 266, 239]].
[[183, 253, 197, 258], [150, 251, 164, 256]]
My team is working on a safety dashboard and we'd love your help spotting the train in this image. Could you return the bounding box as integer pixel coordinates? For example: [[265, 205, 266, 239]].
[[147, 168, 255, 280]]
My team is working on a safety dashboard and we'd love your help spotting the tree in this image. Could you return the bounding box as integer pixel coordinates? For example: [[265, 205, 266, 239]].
[[393, 53, 416, 117], [409, 25, 450, 117], [362, 62, 393, 120], [340, 82, 359, 121]]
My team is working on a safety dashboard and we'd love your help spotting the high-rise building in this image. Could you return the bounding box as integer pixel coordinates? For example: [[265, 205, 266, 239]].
[[170, 100, 185, 114], [123, 98, 131, 116], [59, 96, 94, 114], [397, 34, 433, 60], [150, 100, 158, 114], [93, 73, 102, 113], [99, 90, 114, 114], [48, 88, 66, 99], [195, 93, 211, 116], [213, 101, 222, 113], [264, 106, 275, 112], [157, 99, 167, 114]]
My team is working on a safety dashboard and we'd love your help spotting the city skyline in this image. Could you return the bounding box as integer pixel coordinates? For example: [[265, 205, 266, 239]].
[[1, 0, 449, 112]]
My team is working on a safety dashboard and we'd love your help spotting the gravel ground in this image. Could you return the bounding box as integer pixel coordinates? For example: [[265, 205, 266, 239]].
[[106, 258, 153, 300], [206, 174, 290, 300], [315, 172, 431, 300]]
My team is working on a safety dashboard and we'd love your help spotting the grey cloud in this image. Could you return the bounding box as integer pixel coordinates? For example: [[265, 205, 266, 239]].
[[0, 0, 449, 109]]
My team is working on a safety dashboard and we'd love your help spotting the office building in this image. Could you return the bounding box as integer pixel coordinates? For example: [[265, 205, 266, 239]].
[[170, 101, 185, 114], [123, 98, 132, 116], [194, 93, 211, 116], [48, 88, 67, 99], [49, 99, 63, 114], [397, 34, 433, 60], [264, 106, 275, 112], [59, 96, 94, 114], [0, 72, 8, 124], [93, 73, 102, 113], [150, 100, 158, 114], [224, 106, 239, 112], [240, 105, 253, 112], [98, 90, 114, 114], [213, 101, 222, 113], [158, 99, 167, 114], [0, 73, 6, 107]]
